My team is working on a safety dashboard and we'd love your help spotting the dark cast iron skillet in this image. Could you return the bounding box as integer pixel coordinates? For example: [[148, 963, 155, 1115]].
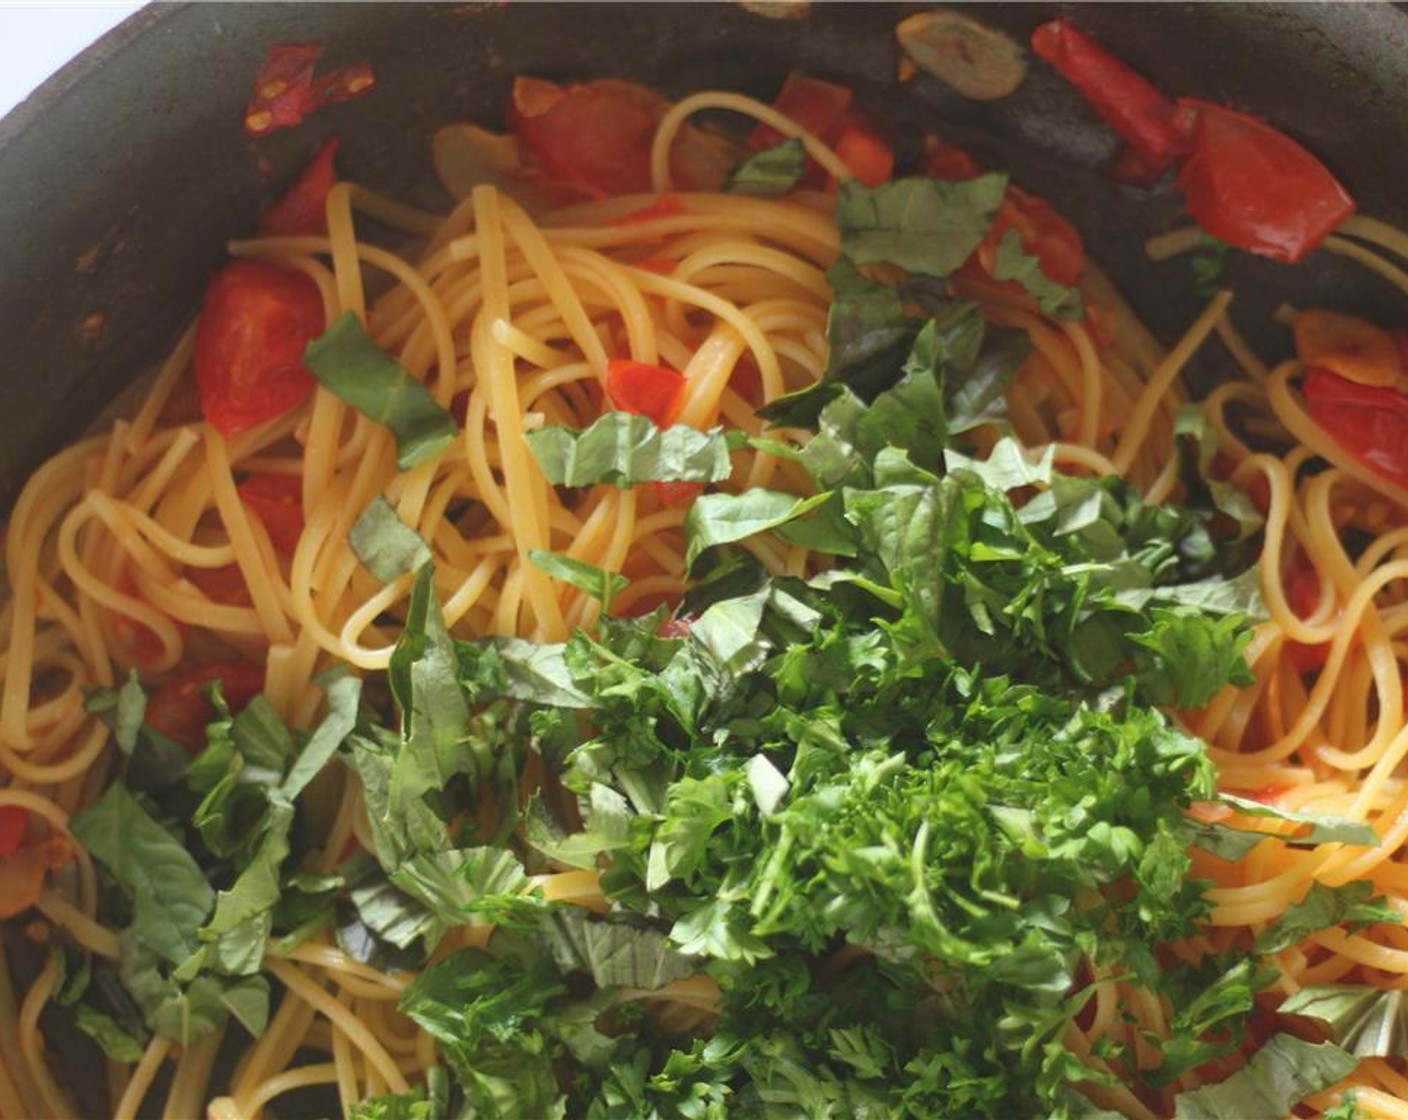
[[5, 2, 1408, 1114]]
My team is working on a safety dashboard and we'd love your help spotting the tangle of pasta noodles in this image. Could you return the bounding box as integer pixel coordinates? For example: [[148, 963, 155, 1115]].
[[5, 79, 1408, 1119]]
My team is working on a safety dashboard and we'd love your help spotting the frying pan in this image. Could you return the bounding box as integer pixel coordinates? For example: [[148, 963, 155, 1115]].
[[4, 1, 1408, 1114]]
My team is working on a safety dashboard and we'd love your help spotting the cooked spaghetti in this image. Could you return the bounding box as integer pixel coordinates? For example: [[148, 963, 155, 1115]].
[[4, 35, 1408, 1120]]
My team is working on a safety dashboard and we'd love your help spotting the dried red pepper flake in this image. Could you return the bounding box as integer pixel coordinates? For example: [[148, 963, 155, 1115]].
[[244, 43, 375, 138]]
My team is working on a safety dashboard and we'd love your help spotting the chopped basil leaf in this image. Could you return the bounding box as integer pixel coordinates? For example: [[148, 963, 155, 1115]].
[[527, 549, 628, 607], [836, 174, 1006, 277], [724, 137, 806, 196], [350, 496, 433, 581], [304, 312, 458, 471], [524, 412, 733, 487], [990, 227, 1084, 319]]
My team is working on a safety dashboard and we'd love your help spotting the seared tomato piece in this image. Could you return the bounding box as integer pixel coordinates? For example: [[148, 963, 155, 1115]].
[[195, 259, 325, 436], [605, 358, 687, 427], [1303, 367, 1408, 488], [1175, 100, 1354, 263], [236, 472, 306, 554], [509, 77, 660, 197], [145, 661, 266, 753]]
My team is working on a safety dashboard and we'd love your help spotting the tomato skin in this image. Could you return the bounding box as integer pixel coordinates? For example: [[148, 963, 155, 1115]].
[[605, 358, 687, 427], [0, 808, 27, 858], [1030, 20, 1187, 175], [145, 662, 266, 754], [509, 77, 658, 197], [1303, 367, 1408, 487], [261, 136, 339, 237], [1175, 100, 1354, 263], [195, 259, 325, 436], [237, 473, 305, 554]]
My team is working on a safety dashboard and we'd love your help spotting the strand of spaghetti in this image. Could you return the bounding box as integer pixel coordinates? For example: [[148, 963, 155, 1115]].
[[349, 183, 445, 236], [331, 1012, 359, 1118], [0, 1041, 28, 1120], [326, 181, 367, 321], [1111, 290, 1232, 474], [650, 90, 853, 191], [161, 1029, 223, 1120], [230, 980, 318, 1104], [112, 1035, 172, 1120], [0, 939, 46, 1119], [275, 941, 407, 993], [472, 185, 569, 642], [204, 427, 295, 644], [500, 202, 612, 373], [264, 957, 410, 1094], [88, 492, 237, 568], [1323, 234, 1408, 297], [242, 1061, 341, 1116], [17, 958, 74, 1118], [34, 890, 119, 958], [122, 325, 196, 454], [1214, 309, 1270, 383]]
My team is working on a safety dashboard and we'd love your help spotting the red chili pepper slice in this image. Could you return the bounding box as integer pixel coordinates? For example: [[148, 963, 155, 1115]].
[[261, 136, 339, 237], [1175, 100, 1355, 263], [0, 808, 28, 858], [244, 44, 375, 137], [195, 259, 325, 436], [605, 358, 687, 428], [237, 473, 306, 554], [1030, 20, 1187, 176], [145, 662, 266, 754], [1303, 367, 1408, 487]]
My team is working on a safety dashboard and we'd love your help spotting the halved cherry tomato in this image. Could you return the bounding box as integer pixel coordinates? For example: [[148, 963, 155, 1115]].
[[195, 259, 325, 436], [1030, 20, 1187, 177], [1303, 367, 1408, 488], [145, 662, 266, 753], [1175, 100, 1354, 263], [261, 136, 339, 237], [1293, 308, 1401, 389], [0, 808, 28, 858], [606, 358, 687, 427], [237, 473, 305, 554], [508, 76, 659, 197]]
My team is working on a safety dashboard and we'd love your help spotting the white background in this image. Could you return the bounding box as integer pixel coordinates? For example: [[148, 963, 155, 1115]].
[[0, 3, 144, 121]]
